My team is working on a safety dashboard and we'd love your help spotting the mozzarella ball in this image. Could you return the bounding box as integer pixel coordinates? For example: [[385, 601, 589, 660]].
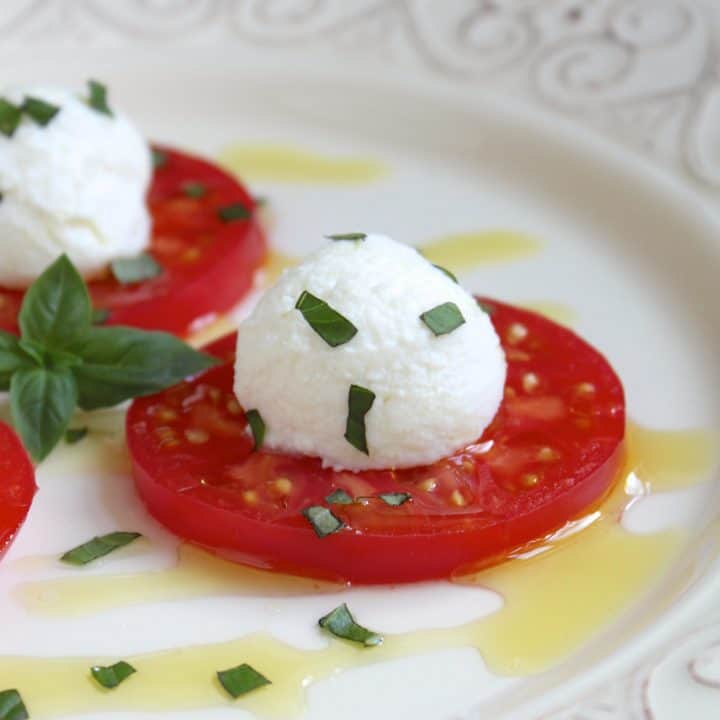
[[234, 234, 506, 471], [0, 85, 151, 288]]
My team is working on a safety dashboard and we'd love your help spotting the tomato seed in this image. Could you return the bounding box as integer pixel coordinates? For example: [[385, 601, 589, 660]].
[[522, 372, 540, 393], [450, 489, 467, 507], [522, 473, 540, 487], [226, 398, 242, 415], [506, 323, 528, 344], [272, 478, 292, 495], [418, 478, 438, 492], [185, 428, 210, 444], [537, 447, 559, 462]]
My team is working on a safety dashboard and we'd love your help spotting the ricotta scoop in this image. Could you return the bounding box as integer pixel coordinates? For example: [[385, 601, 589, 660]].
[[0, 85, 152, 288], [233, 234, 506, 471]]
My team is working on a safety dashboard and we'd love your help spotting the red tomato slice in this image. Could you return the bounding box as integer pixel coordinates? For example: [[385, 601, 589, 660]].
[[0, 146, 266, 338], [127, 299, 625, 583], [0, 422, 37, 562]]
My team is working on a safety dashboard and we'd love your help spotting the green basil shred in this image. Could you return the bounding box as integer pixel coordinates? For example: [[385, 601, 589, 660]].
[[318, 603, 383, 647], [86, 79, 113, 117], [217, 663, 271, 698], [245, 409, 265, 450], [0, 689, 28, 720], [91, 661, 136, 689], [22, 97, 60, 126], [61, 532, 142, 566], [302, 506, 344, 538], [344, 384, 375, 454], [325, 488, 353, 505], [218, 203, 250, 222], [295, 291, 357, 348], [419, 302, 466, 336]]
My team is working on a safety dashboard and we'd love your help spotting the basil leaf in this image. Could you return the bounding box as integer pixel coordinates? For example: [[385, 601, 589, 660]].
[[318, 604, 383, 647], [86, 79, 113, 117], [22, 96, 60, 126], [182, 181, 206, 198], [152, 148, 168, 169], [344, 384, 375, 454], [0, 330, 31, 390], [217, 663, 271, 698], [110, 253, 162, 285], [0, 689, 28, 720], [325, 232, 367, 241], [302, 506, 344, 538], [218, 203, 250, 222], [91, 661, 136, 689], [295, 291, 357, 348], [0, 99, 22, 138], [19, 254, 91, 351], [65, 426, 88, 445], [325, 489, 353, 505], [245, 409, 265, 450], [69, 326, 217, 410], [61, 532, 142, 565], [378, 492, 411, 506], [420, 302, 466, 336], [433, 264, 458, 283], [10, 367, 77, 461], [92, 308, 110, 325]]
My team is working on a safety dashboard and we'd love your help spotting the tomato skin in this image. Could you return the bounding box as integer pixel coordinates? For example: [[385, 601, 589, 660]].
[[128, 299, 626, 584], [0, 422, 37, 562], [0, 146, 266, 338]]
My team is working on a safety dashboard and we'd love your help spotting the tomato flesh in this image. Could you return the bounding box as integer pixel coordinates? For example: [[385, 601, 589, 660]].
[[127, 299, 625, 583], [0, 422, 37, 562], [0, 146, 266, 338]]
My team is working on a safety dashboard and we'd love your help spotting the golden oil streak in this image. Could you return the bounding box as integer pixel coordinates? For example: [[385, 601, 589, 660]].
[[217, 144, 388, 185], [2, 422, 716, 718], [420, 230, 541, 273], [15, 545, 342, 617]]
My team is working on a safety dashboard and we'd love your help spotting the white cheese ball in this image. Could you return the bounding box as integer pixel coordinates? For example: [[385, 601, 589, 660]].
[[0, 86, 152, 288], [234, 234, 506, 471]]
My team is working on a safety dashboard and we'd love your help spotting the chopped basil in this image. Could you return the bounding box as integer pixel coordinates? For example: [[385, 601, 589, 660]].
[[245, 409, 265, 450], [61, 531, 142, 566], [218, 203, 250, 222], [433, 264, 458, 283], [325, 232, 367, 241], [0, 689, 28, 720], [420, 302, 466, 336], [110, 253, 162, 285], [0, 99, 22, 137], [86, 79, 113, 117], [92, 308, 110, 325], [217, 663, 271, 698], [378, 491, 411, 506], [22, 96, 60, 126], [152, 148, 168, 169], [91, 661, 136, 689], [325, 488, 353, 505], [302, 506, 344, 538], [477, 299, 495, 315], [182, 181, 206, 198], [64, 426, 88, 445], [344, 384, 375, 454], [295, 291, 357, 348], [318, 603, 382, 647]]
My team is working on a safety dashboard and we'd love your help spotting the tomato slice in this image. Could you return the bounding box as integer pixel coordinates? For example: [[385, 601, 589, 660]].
[[0, 422, 36, 562], [127, 299, 625, 583], [0, 146, 266, 338]]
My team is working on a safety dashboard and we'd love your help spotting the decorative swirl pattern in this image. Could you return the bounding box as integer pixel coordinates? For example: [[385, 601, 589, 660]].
[[0, 1, 718, 718]]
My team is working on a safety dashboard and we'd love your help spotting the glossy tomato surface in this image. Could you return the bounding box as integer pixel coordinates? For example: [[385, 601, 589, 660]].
[[127, 299, 625, 584], [0, 422, 37, 562], [0, 146, 266, 338]]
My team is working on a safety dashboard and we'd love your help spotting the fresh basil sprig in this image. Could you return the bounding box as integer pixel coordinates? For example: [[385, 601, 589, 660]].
[[1, 255, 217, 461]]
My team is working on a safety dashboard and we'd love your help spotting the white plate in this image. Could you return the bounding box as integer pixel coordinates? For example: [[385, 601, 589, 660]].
[[1, 41, 719, 720]]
